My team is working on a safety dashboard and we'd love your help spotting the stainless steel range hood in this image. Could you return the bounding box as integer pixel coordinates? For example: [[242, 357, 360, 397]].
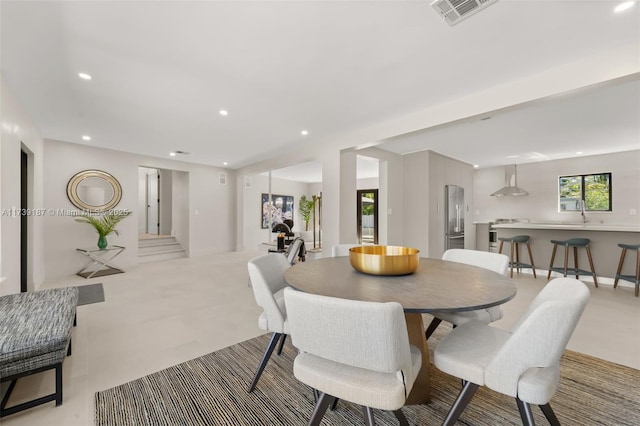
[[490, 164, 529, 197]]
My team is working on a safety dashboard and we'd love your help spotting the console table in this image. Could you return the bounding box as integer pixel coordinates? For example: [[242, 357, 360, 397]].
[[76, 245, 125, 279]]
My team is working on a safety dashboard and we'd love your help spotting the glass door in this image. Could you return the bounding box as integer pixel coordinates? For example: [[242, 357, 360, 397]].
[[357, 189, 378, 245]]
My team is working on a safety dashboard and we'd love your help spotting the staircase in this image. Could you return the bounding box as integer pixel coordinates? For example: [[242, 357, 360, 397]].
[[138, 236, 186, 263]]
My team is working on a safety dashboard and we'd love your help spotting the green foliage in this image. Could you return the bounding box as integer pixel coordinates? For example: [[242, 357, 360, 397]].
[[75, 211, 131, 237], [299, 195, 315, 231], [559, 173, 610, 211], [361, 192, 375, 216], [584, 174, 610, 210]]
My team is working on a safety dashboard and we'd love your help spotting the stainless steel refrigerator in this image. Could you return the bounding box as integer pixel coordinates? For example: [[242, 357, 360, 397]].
[[445, 184, 465, 250]]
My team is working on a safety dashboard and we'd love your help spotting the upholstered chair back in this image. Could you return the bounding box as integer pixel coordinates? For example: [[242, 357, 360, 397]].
[[284, 288, 413, 375], [286, 238, 304, 265], [485, 278, 589, 398], [442, 249, 509, 275], [442, 249, 510, 322], [248, 254, 291, 333]]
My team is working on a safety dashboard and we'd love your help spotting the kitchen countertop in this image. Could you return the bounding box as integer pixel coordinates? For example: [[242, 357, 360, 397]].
[[492, 222, 640, 232]]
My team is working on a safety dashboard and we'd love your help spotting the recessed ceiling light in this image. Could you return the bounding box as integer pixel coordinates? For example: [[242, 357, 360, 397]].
[[301, 130, 309, 136], [82, 135, 91, 141], [223, 162, 228, 166], [473, 164, 479, 168], [78, 72, 92, 80], [169, 152, 176, 157], [506, 155, 519, 159], [576, 151, 583, 155], [614, 1, 635, 13], [219, 110, 228, 116]]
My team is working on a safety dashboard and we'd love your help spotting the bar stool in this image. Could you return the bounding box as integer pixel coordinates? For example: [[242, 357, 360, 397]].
[[547, 238, 598, 287], [614, 243, 640, 297], [498, 235, 536, 278]]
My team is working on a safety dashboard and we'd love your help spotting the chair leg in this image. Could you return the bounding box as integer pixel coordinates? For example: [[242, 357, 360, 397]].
[[509, 242, 515, 278], [442, 381, 479, 426], [527, 242, 537, 278], [573, 246, 579, 279], [55, 363, 63, 406], [277, 334, 287, 355], [330, 397, 339, 411], [614, 248, 626, 288], [308, 392, 335, 426], [515, 242, 522, 274], [425, 317, 442, 339], [547, 243, 558, 279], [539, 403, 561, 426], [362, 406, 376, 426], [516, 398, 535, 426], [393, 409, 409, 426], [247, 332, 282, 393], [585, 245, 598, 287]]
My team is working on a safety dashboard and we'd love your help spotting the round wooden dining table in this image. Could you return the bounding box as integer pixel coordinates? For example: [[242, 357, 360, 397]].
[[283, 256, 517, 405]]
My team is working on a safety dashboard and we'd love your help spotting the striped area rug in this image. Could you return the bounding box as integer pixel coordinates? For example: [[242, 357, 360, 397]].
[[95, 331, 640, 425]]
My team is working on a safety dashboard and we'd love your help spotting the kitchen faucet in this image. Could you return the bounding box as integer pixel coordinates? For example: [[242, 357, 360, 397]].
[[580, 199, 587, 223]]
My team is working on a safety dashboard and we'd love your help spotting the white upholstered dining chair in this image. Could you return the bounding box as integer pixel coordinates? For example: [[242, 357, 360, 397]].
[[434, 277, 590, 425], [246, 253, 292, 393], [284, 287, 422, 426], [286, 237, 305, 265], [426, 249, 510, 339]]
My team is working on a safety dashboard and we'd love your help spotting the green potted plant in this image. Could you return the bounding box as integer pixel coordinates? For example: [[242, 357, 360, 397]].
[[75, 211, 131, 249], [299, 195, 315, 231]]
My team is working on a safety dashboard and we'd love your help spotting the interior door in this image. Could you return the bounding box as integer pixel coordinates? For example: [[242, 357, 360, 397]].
[[356, 189, 378, 245], [147, 172, 159, 235]]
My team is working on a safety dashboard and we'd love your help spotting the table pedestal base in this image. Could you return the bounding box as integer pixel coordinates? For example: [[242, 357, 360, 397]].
[[404, 313, 431, 405]]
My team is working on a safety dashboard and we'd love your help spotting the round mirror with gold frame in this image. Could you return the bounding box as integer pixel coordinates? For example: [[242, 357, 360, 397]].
[[67, 170, 122, 212]]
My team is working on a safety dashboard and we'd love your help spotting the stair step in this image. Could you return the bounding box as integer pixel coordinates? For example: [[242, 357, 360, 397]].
[[139, 243, 183, 255], [138, 236, 185, 263], [139, 237, 177, 247], [138, 250, 187, 263]]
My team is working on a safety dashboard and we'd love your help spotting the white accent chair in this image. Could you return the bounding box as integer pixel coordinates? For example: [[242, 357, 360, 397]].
[[331, 244, 359, 257], [426, 249, 510, 339], [434, 277, 590, 426], [286, 237, 305, 265], [246, 253, 292, 393], [284, 287, 422, 426]]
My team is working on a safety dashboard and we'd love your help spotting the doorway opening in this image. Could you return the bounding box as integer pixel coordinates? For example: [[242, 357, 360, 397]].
[[357, 189, 378, 245], [138, 167, 172, 238], [20, 149, 28, 292]]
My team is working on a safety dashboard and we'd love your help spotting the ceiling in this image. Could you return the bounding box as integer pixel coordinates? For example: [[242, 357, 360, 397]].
[[1, 1, 639, 181]]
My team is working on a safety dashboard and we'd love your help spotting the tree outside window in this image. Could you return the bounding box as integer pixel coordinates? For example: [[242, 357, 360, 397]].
[[559, 173, 611, 211]]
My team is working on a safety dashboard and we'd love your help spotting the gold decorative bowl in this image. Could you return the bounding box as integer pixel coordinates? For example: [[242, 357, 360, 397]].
[[349, 246, 420, 276]]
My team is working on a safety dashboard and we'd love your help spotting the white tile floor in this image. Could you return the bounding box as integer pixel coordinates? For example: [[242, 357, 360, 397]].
[[2, 251, 638, 425]]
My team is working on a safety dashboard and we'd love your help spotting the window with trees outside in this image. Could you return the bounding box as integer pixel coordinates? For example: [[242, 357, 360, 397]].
[[558, 172, 612, 212]]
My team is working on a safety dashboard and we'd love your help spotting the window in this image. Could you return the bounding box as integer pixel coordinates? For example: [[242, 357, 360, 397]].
[[558, 172, 611, 212]]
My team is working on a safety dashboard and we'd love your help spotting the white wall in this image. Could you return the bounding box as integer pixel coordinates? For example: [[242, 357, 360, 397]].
[[339, 151, 358, 244], [171, 170, 189, 251], [137, 167, 153, 231], [0, 76, 45, 295], [159, 169, 172, 235], [241, 173, 314, 251], [473, 150, 640, 224], [42, 139, 235, 279], [401, 150, 474, 258]]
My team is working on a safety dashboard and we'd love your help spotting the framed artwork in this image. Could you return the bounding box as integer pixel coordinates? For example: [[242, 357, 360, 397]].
[[262, 193, 294, 229]]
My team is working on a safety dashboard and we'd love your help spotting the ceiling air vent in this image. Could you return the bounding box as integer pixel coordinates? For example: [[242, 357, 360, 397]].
[[430, 0, 499, 26]]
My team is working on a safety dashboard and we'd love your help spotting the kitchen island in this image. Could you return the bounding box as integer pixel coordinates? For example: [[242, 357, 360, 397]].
[[493, 222, 640, 285]]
